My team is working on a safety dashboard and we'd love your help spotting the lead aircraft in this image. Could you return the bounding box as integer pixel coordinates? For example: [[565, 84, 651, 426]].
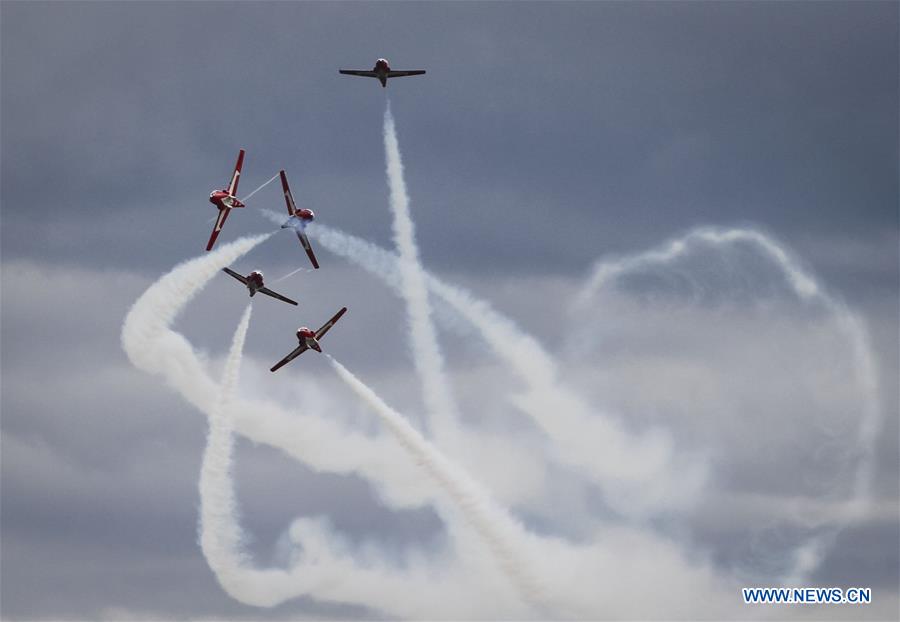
[[222, 268, 298, 306], [270, 307, 347, 372], [206, 150, 246, 251], [339, 58, 425, 88]]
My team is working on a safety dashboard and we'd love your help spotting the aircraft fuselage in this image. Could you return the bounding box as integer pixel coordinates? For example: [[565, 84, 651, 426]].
[[374, 58, 390, 87], [209, 190, 245, 211], [281, 209, 315, 230], [246, 271, 264, 296], [295, 327, 322, 352]]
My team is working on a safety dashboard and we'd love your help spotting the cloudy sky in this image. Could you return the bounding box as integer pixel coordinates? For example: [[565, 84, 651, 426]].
[[2, 1, 897, 620]]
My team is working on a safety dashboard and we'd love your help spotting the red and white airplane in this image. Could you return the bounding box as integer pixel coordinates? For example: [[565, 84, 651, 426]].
[[270, 307, 347, 372], [222, 267, 298, 306], [278, 170, 320, 269], [339, 58, 426, 88], [206, 149, 246, 251]]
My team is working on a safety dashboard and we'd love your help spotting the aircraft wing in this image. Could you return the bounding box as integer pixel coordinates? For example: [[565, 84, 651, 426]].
[[258, 286, 298, 306], [270, 343, 309, 372], [227, 149, 245, 197], [387, 70, 426, 78], [339, 70, 378, 78], [222, 267, 249, 284], [315, 307, 347, 340], [279, 170, 297, 216], [206, 208, 231, 251], [296, 231, 320, 269]]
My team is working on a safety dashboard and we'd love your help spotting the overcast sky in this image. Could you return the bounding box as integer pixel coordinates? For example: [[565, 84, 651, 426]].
[[2, 1, 898, 620]]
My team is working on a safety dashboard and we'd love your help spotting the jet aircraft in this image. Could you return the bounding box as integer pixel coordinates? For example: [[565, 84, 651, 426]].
[[270, 307, 348, 372], [339, 58, 425, 88], [222, 268, 298, 306], [206, 149, 246, 251], [278, 170, 320, 269]]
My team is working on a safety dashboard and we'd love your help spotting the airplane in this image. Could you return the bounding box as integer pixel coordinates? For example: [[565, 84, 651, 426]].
[[278, 170, 320, 269], [270, 307, 348, 372], [221, 267, 298, 306], [339, 58, 426, 88], [207, 149, 246, 251]]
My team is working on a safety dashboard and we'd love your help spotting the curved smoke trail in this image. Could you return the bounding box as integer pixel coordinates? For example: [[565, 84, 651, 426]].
[[120, 236, 542, 616], [329, 356, 553, 615], [576, 226, 882, 582], [121, 234, 446, 512], [122, 234, 271, 364]]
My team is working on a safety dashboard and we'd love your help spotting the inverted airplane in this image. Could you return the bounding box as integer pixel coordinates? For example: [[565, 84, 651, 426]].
[[207, 149, 246, 251], [222, 267, 298, 306], [339, 58, 425, 88], [278, 170, 320, 269], [270, 307, 347, 372]]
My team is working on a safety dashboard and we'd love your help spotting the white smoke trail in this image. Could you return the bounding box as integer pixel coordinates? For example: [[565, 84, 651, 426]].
[[198, 303, 253, 596], [122, 234, 270, 358], [579, 226, 881, 508], [328, 356, 553, 615], [382, 104, 460, 443], [120, 236, 540, 616], [576, 225, 882, 581]]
